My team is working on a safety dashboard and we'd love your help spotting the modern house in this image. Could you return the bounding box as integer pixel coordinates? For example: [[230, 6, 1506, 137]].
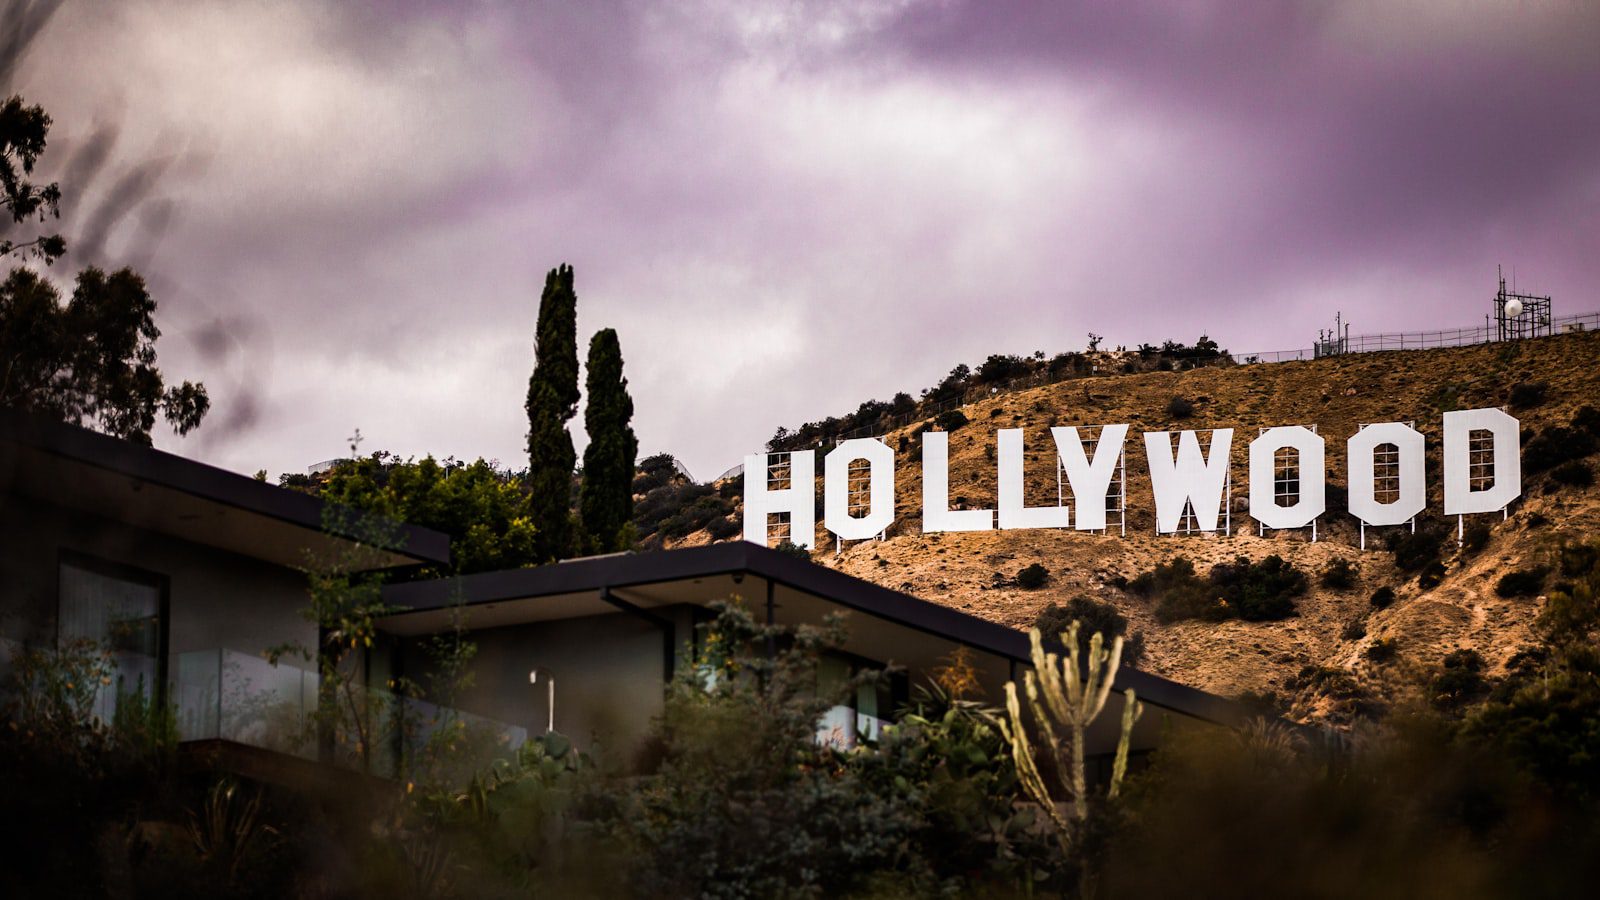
[[1, 410, 1258, 782]]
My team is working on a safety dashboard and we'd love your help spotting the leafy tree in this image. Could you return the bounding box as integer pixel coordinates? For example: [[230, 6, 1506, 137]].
[[0, 94, 205, 441], [0, 266, 208, 441], [607, 603, 919, 898], [579, 327, 637, 553], [525, 264, 580, 562], [0, 94, 65, 264], [318, 452, 538, 579]]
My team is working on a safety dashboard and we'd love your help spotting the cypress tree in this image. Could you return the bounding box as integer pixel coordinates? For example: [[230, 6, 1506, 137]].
[[580, 328, 638, 553], [525, 264, 580, 561]]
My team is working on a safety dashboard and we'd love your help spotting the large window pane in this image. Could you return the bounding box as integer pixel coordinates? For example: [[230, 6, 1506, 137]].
[[58, 560, 163, 722]]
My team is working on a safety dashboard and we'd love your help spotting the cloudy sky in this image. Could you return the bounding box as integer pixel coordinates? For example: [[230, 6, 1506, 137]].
[[7, 0, 1599, 481]]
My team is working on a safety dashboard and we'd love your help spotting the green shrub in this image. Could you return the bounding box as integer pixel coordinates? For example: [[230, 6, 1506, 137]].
[[1559, 540, 1600, 579], [1341, 620, 1367, 641], [1166, 396, 1195, 419], [1370, 586, 1397, 609], [933, 409, 970, 432], [1015, 563, 1051, 589], [1495, 567, 1548, 598], [1430, 650, 1488, 711], [1132, 558, 1221, 623], [1524, 425, 1598, 475], [1508, 380, 1548, 410], [1320, 558, 1359, 590], [1365, 638, 1400, 663], [1208, 554, 1307, 621], [1035, 596, 1146, 668], [607, 603, 918, 897], [1387, 526, 1448, 573], [705, 516, 740, 540], [1137, 555, 1305, 623], [1418, 560, 1447, 590], [1288, 664, 1364, 699], [772, 540, 812, 561], [1572, 404, 1600, 437], [1462, 520, 1492, 553], [1551, 460, 1594, 488]]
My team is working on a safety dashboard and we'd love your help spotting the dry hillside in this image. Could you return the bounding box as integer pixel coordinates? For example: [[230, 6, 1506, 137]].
[[706, 331, 1600, 726]]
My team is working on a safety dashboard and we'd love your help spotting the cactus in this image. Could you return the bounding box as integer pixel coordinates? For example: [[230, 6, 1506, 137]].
[[997, 621, 1144, 839]]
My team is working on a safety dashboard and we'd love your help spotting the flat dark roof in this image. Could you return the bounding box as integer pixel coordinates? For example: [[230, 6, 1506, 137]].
[[0, 408, 450, 568], [383, 541, 1258, 729]]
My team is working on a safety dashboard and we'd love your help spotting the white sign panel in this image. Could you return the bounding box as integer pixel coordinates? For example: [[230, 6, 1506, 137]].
[[1144, 429, 1233, 534], [1442, 408, 1521, 516], [824, 438, 895, 540], [741, 408, 1521, 549], [742, 449, 816, 549], [1248, 426, 1326, 530], [1347, 422, 1426, 527], [1053, 424, 1128, 531]]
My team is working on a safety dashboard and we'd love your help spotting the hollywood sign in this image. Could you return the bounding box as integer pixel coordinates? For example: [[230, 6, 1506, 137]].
[[743, 407, 1521, 550]]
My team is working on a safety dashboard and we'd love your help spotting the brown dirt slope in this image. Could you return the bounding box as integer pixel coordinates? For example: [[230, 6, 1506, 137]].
[[719, 332, 1600, 725]]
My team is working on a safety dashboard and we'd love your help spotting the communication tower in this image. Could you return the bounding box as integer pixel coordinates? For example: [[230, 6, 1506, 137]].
[[1492, 266, 1551, 341]]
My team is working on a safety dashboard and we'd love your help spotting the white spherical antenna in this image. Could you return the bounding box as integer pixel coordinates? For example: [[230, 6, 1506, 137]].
[[1505, 297, 1524, 318]]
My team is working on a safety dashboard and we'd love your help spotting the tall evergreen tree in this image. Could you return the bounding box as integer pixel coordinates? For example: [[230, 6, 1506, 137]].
[[580, 328, 638, 553], [525, 264, 580, 561]]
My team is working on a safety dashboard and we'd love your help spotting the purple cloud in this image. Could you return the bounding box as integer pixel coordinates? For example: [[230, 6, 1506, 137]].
[[7, 0, 1597, 483]]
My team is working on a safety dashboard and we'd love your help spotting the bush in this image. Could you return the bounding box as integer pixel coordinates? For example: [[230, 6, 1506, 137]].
[[1551, 460, 1594, 488], [1341, 620, 1367, 641], [1138, 555, 1305, 623], [1365, 638, 1400, 663], [1430, 650, 1489, 711], [1035, 596, 1146, 668], [1015, 563, 1051, 589], [705, 516, 740, 540], [607, 603, 920, 897], [1495, 567, 1548, 598], [1208, 555, 1307, 621], [1559, 540, 1600, 579], [1387, 527, 1448, 573], [1462, 520, 1492, 553], [1370, 586, 1397, 609], [1508, 380, 1548, 410], [1573, 404, 1600, 437], [933, 409, 969, 432], [772, 540, 812, 561], [1320, 558, 1359, 590], [1132, 558, 1221, 623], [1166, 396, 1195, 420], [1524, 425, 1598, 475], [1417, 560, 1447, 590]]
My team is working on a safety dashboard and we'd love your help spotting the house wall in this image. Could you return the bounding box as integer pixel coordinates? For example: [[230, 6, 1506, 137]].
[[396, 609, 685, 761], [0, 493, 317, 672]]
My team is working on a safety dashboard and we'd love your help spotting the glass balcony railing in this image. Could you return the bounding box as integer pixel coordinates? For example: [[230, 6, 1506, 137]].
[[174, 649, 318, 759], [173, 649, 528, 780]]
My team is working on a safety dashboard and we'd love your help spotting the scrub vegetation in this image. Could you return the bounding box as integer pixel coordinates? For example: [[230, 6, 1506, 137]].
[[767, 336, 1230, 452], [1129, 555, 1307, 623], [9, 559, 1600, 897]]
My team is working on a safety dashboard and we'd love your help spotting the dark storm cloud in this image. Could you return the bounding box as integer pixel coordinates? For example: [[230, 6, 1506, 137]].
[[7, 1, 1599, 482]]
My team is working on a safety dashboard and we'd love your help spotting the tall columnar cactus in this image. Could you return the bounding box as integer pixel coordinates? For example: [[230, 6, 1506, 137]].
[[998, 622, 1144, 839]]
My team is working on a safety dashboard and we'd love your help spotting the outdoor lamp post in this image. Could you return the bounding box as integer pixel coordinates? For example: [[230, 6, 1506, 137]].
[[529, 667, 555, 734]]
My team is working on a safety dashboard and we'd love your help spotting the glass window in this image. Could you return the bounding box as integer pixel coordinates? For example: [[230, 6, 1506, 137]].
[[58, 559, 164, 722]]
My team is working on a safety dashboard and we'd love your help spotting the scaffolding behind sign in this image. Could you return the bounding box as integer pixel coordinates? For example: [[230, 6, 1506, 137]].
[[1055, 425, 1127, 536]]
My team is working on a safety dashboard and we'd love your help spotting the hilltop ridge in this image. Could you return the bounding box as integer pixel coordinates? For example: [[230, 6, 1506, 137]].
[[705, 330, 1600, 725]]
